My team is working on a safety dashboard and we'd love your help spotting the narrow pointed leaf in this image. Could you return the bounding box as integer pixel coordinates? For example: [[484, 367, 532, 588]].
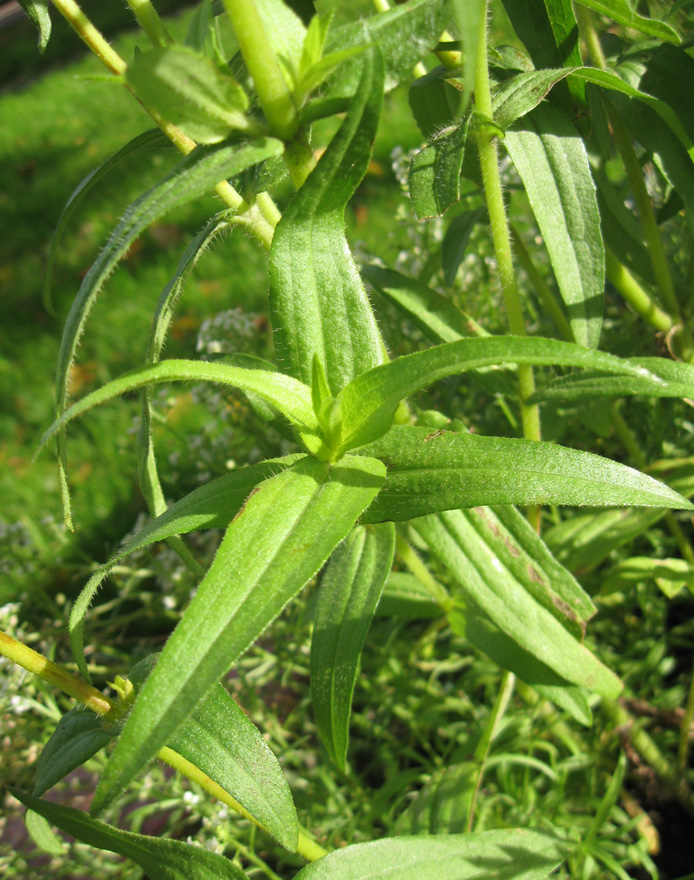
[[43, 359, 323, 458], [574, 0, 680, 43], [126, 46, 250, 143], [269, 47, 385, 394], [55, 138, 284, 524], [449, 602, 592, 725], [529, 357, 694, 403], [376, 572, 442, 619], [409, 119, 468, 219], [441, 209, 483, 287], [492, 68, 572, 129], [91, 455, 385, 815], [311, 523, 395, 770], [44, 129, 167, 313], [359, 425, 692, 520], [323, 0, 450, 99], [334, 336, 668, 454], [255, 0, 306, 73], [504, 104, 604, 349], [414, 511, 622, 699], [395, 763, 477, 834], [450, 0, 485, 114], [69, 455, 303, 680], [18, 0, 51, 52], [33, 708, 112, 797], [12, 791, 249, 880], [293, 829, 569, 880]]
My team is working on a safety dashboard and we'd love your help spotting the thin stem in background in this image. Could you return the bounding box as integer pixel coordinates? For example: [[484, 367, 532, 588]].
[[125, 0, 172, 47], [0, 628, 327, 862]]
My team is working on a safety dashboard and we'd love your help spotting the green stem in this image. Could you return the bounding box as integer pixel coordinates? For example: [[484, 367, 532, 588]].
[[222, 0, 297, 139], [474, 1, 541, 530], [679, 658, 694, 771], [395, 531, 452, 610], [605, 249, 674, 334], [125, 0, 171, 47], [465, 671, 516, 831], [0, 628, 327, 861]]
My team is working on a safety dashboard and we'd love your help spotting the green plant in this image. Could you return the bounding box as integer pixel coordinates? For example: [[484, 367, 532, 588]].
[[3, 0, 694, 876]]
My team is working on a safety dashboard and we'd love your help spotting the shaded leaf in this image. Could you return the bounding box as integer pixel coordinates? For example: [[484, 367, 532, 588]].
[[492, 68, 572, 129], [269, 47, 385, 394], [91, 455, 385, 815], [376, 572, 442, 619], [395, 763, 476, 834], [18, 0, 51, 52], [311, 524, 395, 769], [12, 791, 249, 880], [602, 557, 694, 599], [33, 708, 112, 797], [575, 0, 680, 43], [409, 66, 460, 139], [409, 120, 468, 219], [441, 209, 483, 287]]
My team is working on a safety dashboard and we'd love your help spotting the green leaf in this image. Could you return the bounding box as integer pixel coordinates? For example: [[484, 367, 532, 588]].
[[322, 0, 450, 99], [25, 810, 65, 856], [91, 455, 386, 815], [126, 45, 251, 144], [628, 45, 694, 144], [44, 359, 323, 460], [529, 357, 694, 403], [376, 572, 442, 619], [492, 68, 572, 129], [54, 138, 284, 527], [504, 104, 604, 349], [334, 336, 670, 455], [311, 523, 395, 770], [33, 708, 112, 797], [12, 791, 249, 880], [395, 763, 477, 834], [293, 829, 569, 879], [450, 0, 486, 114], [449, 601, 592, 724], [575, 0, 680, 43], [43, 129, 168, 314], [409, 67, 461, 139], [409, 119, 469, 219], [256, 0, 307, 79], [603, 557, 694, 599], [441, 209, 484, 287], [18, 0, 51, 52], [359, 425, 692, 520], [415, 511, 622, 699], [69, 455, 303, 680], [269, 47, 385, 395]]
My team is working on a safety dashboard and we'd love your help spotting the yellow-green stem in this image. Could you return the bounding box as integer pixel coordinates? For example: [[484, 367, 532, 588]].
[[49, 0, 278, 252], [0, 629, 326, 861], [605, 249, 673, 334], [395, 531, 452, 610], [473, 2, 541, 529], [125, 0, 171, 47]]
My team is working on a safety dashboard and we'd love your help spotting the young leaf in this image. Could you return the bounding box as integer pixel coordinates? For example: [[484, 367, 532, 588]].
[[311, 523, 395, 770], [126, 46, 251, 144], [293, 829, 569, 879], [12, 791, 249, 880], [269, 47, 385, 394], [90, 455, 386, 815], [414, 511, 622, 699], [504, 104, 604, 349], [55, 138, 284, 526], [358, 425, 692, 520], [33, 708, 112, 797], [322, 0, 450, 99], [69, 455, 304, 680], [449, 602, 592, 725], [574, 0, 680, 43], [409, 119, 469, 219], [334, 336, 669, 455], [18, 0, 51, 52], [492, 68, 572, 129], [450, 0, 486, 114], [255, 0, 307, 80], [43, 128, 168, 312]]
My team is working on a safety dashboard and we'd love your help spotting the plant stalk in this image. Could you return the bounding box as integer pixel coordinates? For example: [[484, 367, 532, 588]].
[[605, 249, 674, 334], [395, 531, 452, 610], [0, 629, 326, 861], [473, 1, 541, 530], [125, 0, 171, 47]]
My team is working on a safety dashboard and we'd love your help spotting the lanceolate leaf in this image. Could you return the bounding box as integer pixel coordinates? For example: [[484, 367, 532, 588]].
[[293, 829, 569, 879], [449, 603, 593, 724], [43, 359, 323, 458], [33, 708, 112, 797], [18, 0, 51, 52], [377, 572, 442, 619], [12, 791, 249, 880], [492, 68, 572, 129], [69, 455, 303, 680], [529, 357, 694, 403], [55, 138, 284, 526], [359, 425, 691, 520], [395, 763, 477, 834], [442, 209, 483, 287], [311, 523, 395, 770], [269, 47, 385, 394], [409, 119, 469, 219], [334, 336, 668, 454], [575, 0, 680, 43], [414, 511, 622, 699], [91, 455, 386, 815], [43, 128, 168, 312], [322, 0, 450, 99], [504, 104, 604, 349], [126, 46, 251, 143]]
